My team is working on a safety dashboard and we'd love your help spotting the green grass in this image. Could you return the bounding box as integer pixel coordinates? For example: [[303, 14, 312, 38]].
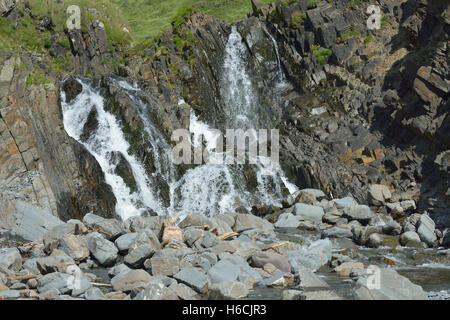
[[0, 0, 132, 51], [311, 45, 332, 64], [26, 71, 50, 86], [364, 35, 373, 43], [290, 12, 307, 27], [307, 1, 320, 9], [341, 29, 361, 40], [112, 0, 274, 40], [381, 17, 390, 27]]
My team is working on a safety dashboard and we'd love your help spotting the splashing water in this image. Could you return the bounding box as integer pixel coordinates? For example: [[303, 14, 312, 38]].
[[61, 79, 163, 219]]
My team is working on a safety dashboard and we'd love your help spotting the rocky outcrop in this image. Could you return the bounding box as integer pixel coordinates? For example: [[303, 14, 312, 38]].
[[0, 0, 15, 16], [0, 47, 117, 227]]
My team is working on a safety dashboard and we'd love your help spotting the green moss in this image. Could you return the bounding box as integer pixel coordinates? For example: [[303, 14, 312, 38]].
[[26, 72, 50, 86], [307, 1, 320, 9], [168, 63, 179, 76], [311, 45, 332, 64], [171, 7, 193, 32], [342, 29, 361, 40], [290, 12, 305, 27], [173, 32, 197, 54], [154, 45, 168, 58], [349, 0, 362, 9], [364, 35, 373, 43], [381, 17, 390, 27]]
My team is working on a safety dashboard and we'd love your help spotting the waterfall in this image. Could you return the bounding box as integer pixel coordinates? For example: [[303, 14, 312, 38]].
[[61, 79, 164, 220], [60, 27, 296, 220], [265, 27, 285, 82], [173, 26, 297, 216], [220, 26, 263, 130]]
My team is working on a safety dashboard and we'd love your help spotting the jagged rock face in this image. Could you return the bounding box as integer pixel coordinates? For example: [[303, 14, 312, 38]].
[[66, 21, 116, 76], [0, 53, 117, 229], [0, 0, 15, 16], [245, 0, 449, 223]]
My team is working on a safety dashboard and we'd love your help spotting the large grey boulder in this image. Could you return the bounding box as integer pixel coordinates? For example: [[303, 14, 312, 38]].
[[399, 231, 422, 247], [233, 214, 273, 232], [111, 269, 152, 292], [332, 197, 357, 209], [178, 214, 218, 230], [124, 245, 154, 269], [293, 203, 324, 222], [149, 256, 180, 276], [36, 250, 75, 274], [10, 201, 63, 242], [300, 189, 327, 200], [355, 268, 428, 300], [85, 232, 118, 266], [368, 184, 392, 206], [0, 248, 21, 271], [58, 234, 89, 262], [108, 263, 131, 278], [321, 226, 353, 239], [83, 213, 124, 241], [274, 213, 300, 228], [209, 281, 249, 299], [250, 251, 291, 272], [207, 260, 242, 284], [382, 220, 402, 236], [168, 282, 200, 300], [22, 257, 40, 274], [343, 205, 375, 224], [366, 233, 383, 248], [114, 233, 139, 253], [286, 239, 332, 272], [416, 214, 437, 246], [174, 267, 209, 294], [210, 255, 262, 287], [37, 272, 73, 294]]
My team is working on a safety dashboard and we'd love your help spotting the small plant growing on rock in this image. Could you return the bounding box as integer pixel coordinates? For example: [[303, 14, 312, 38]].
[[307, 1, 319, 9], [290, 12, 305, 27], [364, 35, 373, 43], [171, 7, 194, 33], [311, 45, 332, 64]]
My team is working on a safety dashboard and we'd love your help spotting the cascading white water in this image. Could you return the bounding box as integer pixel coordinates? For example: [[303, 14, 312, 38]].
[[61, 79, 163, 220], [220, 26, 261, 130], [113, 79, 177, 193], [172, 26, 297, 216], [265, 28, 285, 81], [61, 26, 296, 220]]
